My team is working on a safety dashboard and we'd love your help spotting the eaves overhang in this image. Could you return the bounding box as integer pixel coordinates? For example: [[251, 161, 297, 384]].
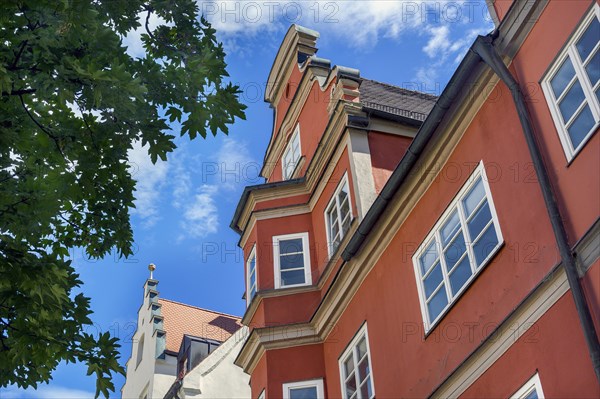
[[229, 177, 306, 234]]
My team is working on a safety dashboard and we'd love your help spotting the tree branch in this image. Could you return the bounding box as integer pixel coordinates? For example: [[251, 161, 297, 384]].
[[2, 88, 36, 97], [18, 94, 66, 159], [144, 8, 156, 41], [10, 40, 28, 70], [75, 98, 99, 151]]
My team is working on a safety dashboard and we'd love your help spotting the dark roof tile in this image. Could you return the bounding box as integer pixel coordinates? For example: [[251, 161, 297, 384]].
[[360, 79, 438, 122]]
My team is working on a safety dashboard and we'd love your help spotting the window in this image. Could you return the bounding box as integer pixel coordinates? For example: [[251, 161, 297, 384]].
[[412, 162, 503, 331], [542, 4, 600, 161], [283, 379, 324, 399], [136, 334, 145, 367], [325, 173, 353, 256], [177, 336, 221, 377], [282, 125, 301, 180], [273, 232, 311, 289], [246, 246, 257, 306], [511, 373, 545, 399], [258, 389, 265, 399], [339, 324, 375, 399]]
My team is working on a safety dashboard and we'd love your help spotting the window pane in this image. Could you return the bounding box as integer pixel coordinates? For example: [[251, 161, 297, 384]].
[[449, 257, 472, 296], [586, 49, 600, 86], [357, 356, 370, 382], [329, 206, 339, 227], [289, 387, 318, 399], [250, 270, 256, 287], [331, 237, 341, 254], [280, 253, 304, 270], [281, 269, 305, 286], [423, 262, 443, 298], [340, 196, 350, 222], [567, 104, 596, 149], [341, 214, 351, 235], [357, 337, 367, 359], [522, 389, 539, 399], [551, 57, 576, 97], [440, 210, 460, 246], [473, 225, 499, 266], [344, 354, 355, 376], [280, 238, 303, 254], [462, 178, 485, 217], [345, 375, 357, 399], [467, 201, 493, 240], [576, 17, 600, 62], [558, 80, 586, 122], [427, 285, 448, 322], [360, 379, 373, 399], [444, 231, 466, 269], [338, 185, 349, 203], [420, 241, 438, 274]]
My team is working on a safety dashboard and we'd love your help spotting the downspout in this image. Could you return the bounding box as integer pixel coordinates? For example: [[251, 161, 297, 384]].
[[472, 35, 600, 383]]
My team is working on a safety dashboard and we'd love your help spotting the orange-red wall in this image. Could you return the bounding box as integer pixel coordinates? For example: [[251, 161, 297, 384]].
[[461, 292, 599, 398], [368, 132, 412, 193]]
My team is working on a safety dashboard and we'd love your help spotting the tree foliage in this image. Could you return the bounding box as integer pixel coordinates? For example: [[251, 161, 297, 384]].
[[0, 0, 245, 396]]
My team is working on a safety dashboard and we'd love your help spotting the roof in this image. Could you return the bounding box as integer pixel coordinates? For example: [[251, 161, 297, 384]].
[[360, 79, 438, 122], [158, 298, 243, 353]]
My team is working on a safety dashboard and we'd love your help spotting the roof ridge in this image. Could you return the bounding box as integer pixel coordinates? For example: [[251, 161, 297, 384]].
[[158, 298, 242, 320], [362, 78, 438, 99]]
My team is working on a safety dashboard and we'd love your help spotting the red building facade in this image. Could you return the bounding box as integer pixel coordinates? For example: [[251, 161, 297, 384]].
[[231, 1, 600, 398]]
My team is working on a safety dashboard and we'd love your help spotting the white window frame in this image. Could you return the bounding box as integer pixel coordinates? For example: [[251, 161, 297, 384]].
[[338, 323, 375, 399], [541, 4, 600, 161], [510, 373, 545, 399], [412, 161, 504, 332], [258, 389, 265, 399], [282, 124, 302, 180], [273, 232, 312, 289], [324, 172, 353, 258], [282, 378, 324, 399], [246, 245, 257, 307]]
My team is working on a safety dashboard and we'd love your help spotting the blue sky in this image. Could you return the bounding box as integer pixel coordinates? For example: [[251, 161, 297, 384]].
[[2, 1, 493, 397]]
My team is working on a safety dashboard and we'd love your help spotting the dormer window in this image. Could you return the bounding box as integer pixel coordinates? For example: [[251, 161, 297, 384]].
[[282, 125, 301, 180], [177, 336, 221, 378]]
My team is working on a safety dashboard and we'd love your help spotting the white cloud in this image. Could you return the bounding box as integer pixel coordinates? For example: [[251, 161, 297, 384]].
[[215, 137, 257, 190], [179, 184, 220, 240], [423, 25, 451, 58], [0, 385, 94, 399], [198, 1, 493, 47], [172, 138, 256, 241], [128, 141, 169, 227], [198, 1, 420, 46], [417, 24, 489, 86]]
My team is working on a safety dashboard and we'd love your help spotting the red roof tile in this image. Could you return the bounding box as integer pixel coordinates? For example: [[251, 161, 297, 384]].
[[158, 298, 242, 353]]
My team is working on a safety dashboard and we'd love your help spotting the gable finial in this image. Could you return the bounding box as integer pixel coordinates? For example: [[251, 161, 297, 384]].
[[148, 263, 156, 280]]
